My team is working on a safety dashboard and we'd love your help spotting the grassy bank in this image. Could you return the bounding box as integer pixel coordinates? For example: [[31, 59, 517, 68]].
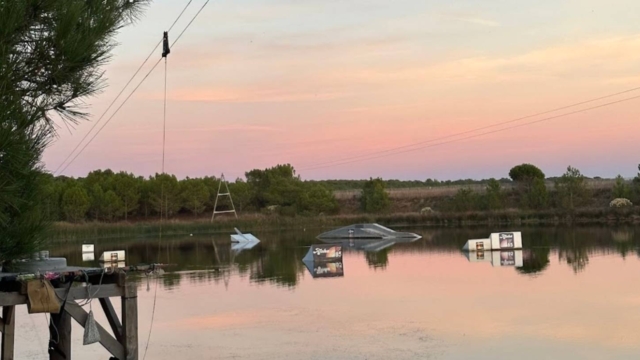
[[49, 207, 640, 242]]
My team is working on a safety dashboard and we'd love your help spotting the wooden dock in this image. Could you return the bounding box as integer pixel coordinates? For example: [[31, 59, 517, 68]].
[[0, 269, 138, 360]]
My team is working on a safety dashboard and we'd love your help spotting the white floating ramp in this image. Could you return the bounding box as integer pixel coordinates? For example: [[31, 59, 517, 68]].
[[462, 232, 522, 251], [231, 228, 261, 243]]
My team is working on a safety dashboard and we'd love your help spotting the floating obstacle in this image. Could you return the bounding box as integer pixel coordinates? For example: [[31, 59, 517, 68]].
[[230, 228, 261, 254], [82, 243, 95, 261], [99, 250, 126, 262], [317, 223, 421, 241], [462, 232, 522, 251], [302, 244, 344, 278], [231, 227, 260, 243]]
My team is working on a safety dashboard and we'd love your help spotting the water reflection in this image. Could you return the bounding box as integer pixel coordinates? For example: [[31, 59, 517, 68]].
[[49, 226, 640, 290], [464, 250, 523, 267]]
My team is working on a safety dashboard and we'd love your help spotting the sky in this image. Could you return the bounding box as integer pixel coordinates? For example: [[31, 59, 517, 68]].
[[43, 0, 640, 181]]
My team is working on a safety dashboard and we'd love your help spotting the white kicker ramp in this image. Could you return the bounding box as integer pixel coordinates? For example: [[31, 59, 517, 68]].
[[231, 228, 261, 243]]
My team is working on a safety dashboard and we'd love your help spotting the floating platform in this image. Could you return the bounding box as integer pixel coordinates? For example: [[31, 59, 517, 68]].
[[462, 232, 522, 251], [317, 223, 421, 241]]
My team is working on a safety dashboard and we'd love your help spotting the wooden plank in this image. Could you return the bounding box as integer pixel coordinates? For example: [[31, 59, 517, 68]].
[[0, 284, 123, 306], [122, 282, 138, 360], [49, 311, 71, 360], [1, 306, 15, 360], [65, 302, 124, 360], [99, 298, 123, 343]]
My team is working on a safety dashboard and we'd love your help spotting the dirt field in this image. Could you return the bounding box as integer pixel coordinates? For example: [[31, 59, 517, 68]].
[[333, 179, 617, 199]]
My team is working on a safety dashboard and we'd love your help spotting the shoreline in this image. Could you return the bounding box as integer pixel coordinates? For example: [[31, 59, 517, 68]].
[[49, 207, 640, 242]]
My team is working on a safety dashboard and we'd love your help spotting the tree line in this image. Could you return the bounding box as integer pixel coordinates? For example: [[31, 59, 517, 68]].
[[44, 163, 640, 223], [437, 164, 640, 213], [44, 164, 340, 222]]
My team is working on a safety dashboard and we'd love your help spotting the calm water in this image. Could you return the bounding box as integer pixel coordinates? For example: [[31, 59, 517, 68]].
[[13, 226, 640, 359]]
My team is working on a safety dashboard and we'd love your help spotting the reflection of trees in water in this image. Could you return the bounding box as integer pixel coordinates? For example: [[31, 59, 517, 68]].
[[365, 249, 389, 270], [517, 248, 550, 275], [248, 243, 307, 287], [516, 228, 551, 276], [161, 272, 182, 290], [611, 229, 634, 259], [557, 230, 590, 273], [48, 226, 640, 289]]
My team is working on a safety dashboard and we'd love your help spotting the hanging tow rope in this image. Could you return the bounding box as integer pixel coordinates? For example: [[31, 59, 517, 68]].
[[143, 30, 170, 360]]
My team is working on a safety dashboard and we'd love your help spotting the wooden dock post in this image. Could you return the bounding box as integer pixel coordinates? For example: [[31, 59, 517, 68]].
[[121, 282, 138, 360], [1, 306, 15, 360], [49, 311, 71, 360]]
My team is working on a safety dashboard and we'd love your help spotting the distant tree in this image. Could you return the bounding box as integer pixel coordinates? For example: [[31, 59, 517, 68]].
[[360, 178, 390, 213], [200, 176, 220, 209], [85, 169, 115, 192], [527, 178, 549, 209], [554, 166, 588, 210], [103, 190, 124, 221], [246, 164, 302, 209], [41, 174, 66, 221], [299, 183, 339, 215], [139, 179, 154, 218], [229, 179, 251, 212], [484, 178, 504, 210], [149, 173, 181, 219], [612, 175, 631, 199], [509, 164, 545, 183], [633, 164, 640, 203], [88, 184, 106, 220], [113, 172, 140, 220], [181, 179, 209, 216], [451, 187, 478, 212], [62, 187, 90, 223], [509, 164, 547, 209]]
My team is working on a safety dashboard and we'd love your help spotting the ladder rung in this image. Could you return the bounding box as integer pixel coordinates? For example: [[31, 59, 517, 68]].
[[213, 210, 236, 214], [217, 193, 230, 196]]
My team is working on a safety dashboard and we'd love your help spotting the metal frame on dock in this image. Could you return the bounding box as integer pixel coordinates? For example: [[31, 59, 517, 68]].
[[0, 270, 138, 360]]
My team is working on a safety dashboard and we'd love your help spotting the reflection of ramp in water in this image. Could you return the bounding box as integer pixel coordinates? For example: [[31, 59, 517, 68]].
[[302, 260, 344, 278]]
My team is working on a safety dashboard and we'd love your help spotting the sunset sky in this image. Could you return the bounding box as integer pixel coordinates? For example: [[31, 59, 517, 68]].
[[43, 0, 640, 181]]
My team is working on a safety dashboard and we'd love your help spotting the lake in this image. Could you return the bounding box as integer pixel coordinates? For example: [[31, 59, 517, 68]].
[[13, 226, 640, 359]]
